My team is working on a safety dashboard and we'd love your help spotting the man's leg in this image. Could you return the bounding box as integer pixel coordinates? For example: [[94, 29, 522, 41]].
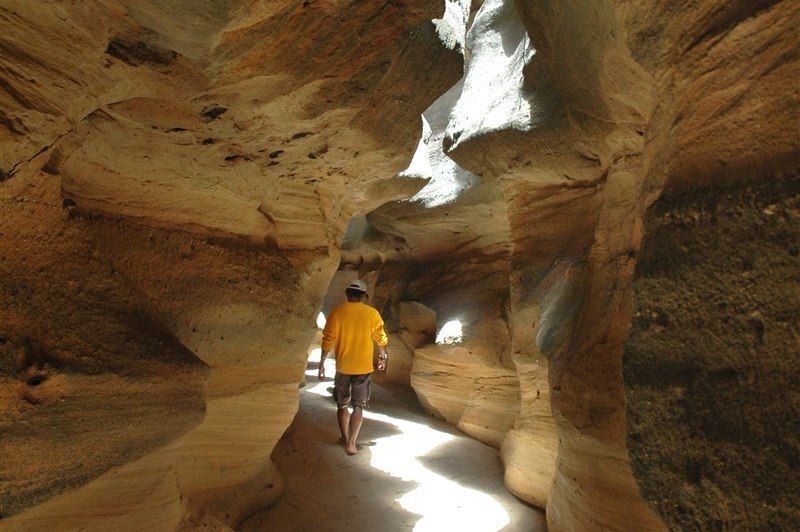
[[334, 373, 352, 445], [337, 406, 350, 444], [345, 406, 363, 455], [345, 374, 370, 455]]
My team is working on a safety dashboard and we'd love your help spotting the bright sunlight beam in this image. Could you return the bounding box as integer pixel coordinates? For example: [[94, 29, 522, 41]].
[[436, 319, 463, 344], [303, 352, 509, 532], [316, 312, 326, 329]]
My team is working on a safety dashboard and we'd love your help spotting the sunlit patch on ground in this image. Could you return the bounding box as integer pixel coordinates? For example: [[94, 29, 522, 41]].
[[303, 353, 511, 532], [364, 411, 510, 531]]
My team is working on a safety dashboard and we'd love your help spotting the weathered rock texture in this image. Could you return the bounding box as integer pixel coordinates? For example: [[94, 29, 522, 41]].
[[345, 0, 799, 530], [625, 172, 800, 530], [1, 0, 458, 528], [412, 344, 519, 448], [1, 0, 799, 530]]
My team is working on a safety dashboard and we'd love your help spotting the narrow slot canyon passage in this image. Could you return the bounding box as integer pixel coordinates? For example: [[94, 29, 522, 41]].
[[2, 1, 798, 531], [241, 353, 546, 532], [237, 268, 545, 531]]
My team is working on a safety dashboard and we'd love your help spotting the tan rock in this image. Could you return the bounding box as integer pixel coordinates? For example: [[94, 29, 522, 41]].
[[396, 300, 437, 348], [2, 0, 798, 530], [371, 333, 415, 388], [411, 344, 519, 449], [0, 0, 458, 527]]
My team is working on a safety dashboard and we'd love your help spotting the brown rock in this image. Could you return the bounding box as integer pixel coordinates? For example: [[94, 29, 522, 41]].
[[411, 344, 519, 449], [396, 300, 437, 348], [1, 0, 798, 530]]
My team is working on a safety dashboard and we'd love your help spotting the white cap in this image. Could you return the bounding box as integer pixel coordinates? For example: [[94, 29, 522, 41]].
[[347, 279, 367, 293]]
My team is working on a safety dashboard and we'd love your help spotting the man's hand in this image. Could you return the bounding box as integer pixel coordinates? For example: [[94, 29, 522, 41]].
[[377, 354, 388, 373], [376, 345, 388, 373], [318, 350, 330, 381]]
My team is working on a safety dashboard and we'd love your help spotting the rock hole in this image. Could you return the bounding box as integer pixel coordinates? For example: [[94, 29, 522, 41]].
[[201, 106, 228, 122], [26, 374, 46, 387], [106, 38, 177, 66]]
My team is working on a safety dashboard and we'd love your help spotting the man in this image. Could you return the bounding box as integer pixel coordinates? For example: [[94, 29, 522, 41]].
[[318, 279, 388, 455]]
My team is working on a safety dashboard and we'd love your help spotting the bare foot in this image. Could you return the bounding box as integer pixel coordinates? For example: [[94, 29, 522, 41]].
[[338, 436, 346, 445], [345, 445, 358, 455]]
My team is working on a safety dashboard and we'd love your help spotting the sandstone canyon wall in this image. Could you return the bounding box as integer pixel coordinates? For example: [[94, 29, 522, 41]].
[[1, 0, 458, 528], [1, 0, 798, 531], [625, 172, 800, 530]]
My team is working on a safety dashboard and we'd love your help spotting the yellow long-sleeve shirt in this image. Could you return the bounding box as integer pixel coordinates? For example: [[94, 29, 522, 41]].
[[321, 301, 388, 375]]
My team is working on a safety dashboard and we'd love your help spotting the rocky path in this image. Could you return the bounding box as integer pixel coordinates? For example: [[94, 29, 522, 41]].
[[240, 362, 546, 532]]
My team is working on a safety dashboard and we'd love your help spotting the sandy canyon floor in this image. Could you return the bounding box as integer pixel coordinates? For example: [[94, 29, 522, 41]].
[[241, 359, 545, 532]]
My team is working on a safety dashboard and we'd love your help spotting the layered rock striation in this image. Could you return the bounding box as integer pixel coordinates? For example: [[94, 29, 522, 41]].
[[343, 0, 799, 529], [1, 0, 798, 530], [1, 0, 458, 528]]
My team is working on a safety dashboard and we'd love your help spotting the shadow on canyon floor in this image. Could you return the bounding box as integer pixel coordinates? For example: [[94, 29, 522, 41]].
[[240, 359, 544, 532]]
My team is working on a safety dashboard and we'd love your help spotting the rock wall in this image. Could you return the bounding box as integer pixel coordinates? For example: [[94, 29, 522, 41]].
[[404, 0, 798, 530], [412, 344, 520, 449], [1, 0, 458, 528], [625, 172, 800, 530], [367, 256, 521, 449], [2, 0, 799, 530], [1, 160, 330, 529]]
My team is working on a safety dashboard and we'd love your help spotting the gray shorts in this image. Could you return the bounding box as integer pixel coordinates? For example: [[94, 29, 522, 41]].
[[334, 372, 371, 409]]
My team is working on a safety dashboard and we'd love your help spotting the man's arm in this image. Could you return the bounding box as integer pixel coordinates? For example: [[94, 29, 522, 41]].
[[376, 344, 388, 373], [372, 312, 389, 372], [318, 349, 331, 380], [319, 312, 337, 380]]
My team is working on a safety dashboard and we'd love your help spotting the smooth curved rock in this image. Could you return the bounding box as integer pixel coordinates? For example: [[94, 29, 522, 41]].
[[1, 0, 459, 527], [411, 344, 519, 448], [396, 301, 437, 348], [2, 0, 798, 529]]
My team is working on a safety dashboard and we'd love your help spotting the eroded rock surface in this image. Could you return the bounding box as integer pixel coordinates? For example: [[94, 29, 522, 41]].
[[1, 0, 798, 530], [412, 344, 519, 448], [1, 0, 457, 528], [625, 172, 800, 530]]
